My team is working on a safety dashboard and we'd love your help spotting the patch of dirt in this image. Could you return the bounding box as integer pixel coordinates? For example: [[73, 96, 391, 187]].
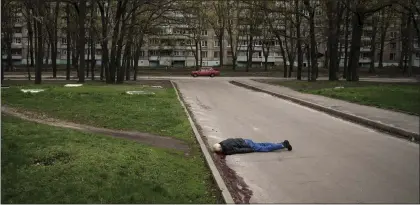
[[212, 152, 253, 204], [1, 106, 190, 152], [33, 151, 72, 166]]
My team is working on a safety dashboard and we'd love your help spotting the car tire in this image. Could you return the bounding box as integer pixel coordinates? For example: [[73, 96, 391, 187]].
[[210, 74, 215, 77], [193, 74, 198, 77]]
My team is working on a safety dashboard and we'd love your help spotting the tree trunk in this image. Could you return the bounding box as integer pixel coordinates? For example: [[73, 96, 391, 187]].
[[52, 1, 59, 78], [28, 13, 35, 67], [264, 53, 269, 71], [327, 1, 338, 81], [277, 37, 287, 77], [378, 12, 388, 70], [296, 0, 302, 80], [116, 22, 128, 83], [77, 0, 87, 83], [309, 15, 318, 81], [306, 43, 311, 81], [369, 18, 378, 74], [407, 16, 413, 77], [399, 13, 408, 71], [219, 29, 224, 68], [35, 0, 44, 84], [86, 42, 90, 78], [121, 11, 136, 83], [347, 13, 365, 81], [98, 4, 108, 81], [66, 3, 71, 80], [343, 8, 350, 79], [45, 41, 50, 69], [247, 34, 253, 72], [91, 43, 95, 80]]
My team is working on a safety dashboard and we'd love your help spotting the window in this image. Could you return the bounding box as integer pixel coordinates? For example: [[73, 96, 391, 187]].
[[275, 41, 280, 46], [201, 30, 208, 36], [227, 41, 231, 47], [214, 51, 219, 58], [416, 53, 420, 59], [214, 41, 219, 47], [149, 38, 160, 45], [61, 37, 67, 45], [11, 49, 22, 55], [390, 31, 397, 38], [389, 53, 396, 60], [62, 49, 67, 56], [201, 51, 207, 58], [174, 51, 184, 56], [201, 41, 207, 47], [149, 50, 159, 56], [361, 53, 369, 59], [227, 51, 232, 56], [13, 37, 21, 44], [13, 27, 21, 33], [254, 41, 262, 46], [390, 42, 396, 49], [96, 49, 102, 55], [362, 41, 370, 47], [15, 17, 22, 24]]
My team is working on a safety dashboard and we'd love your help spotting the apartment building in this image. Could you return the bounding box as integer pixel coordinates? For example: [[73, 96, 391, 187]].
[[2, 4, 419, 69]]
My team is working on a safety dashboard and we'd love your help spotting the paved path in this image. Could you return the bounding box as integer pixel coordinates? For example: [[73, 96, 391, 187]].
[[175, 79, 419, 203], [237, 79, 420, 136]]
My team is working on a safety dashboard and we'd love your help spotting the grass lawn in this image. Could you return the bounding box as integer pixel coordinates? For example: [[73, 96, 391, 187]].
[[1, 81, 191, 141], [1, 115, 219, 203], [1, 81, 220, 203], [261, 80, 420, 116]]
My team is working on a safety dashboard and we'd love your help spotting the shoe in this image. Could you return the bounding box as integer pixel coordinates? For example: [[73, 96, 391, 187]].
[[283, 140, 292, 151]]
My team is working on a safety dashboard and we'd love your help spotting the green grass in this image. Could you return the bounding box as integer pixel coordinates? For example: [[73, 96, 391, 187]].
[[1, 82, 192, 141], [1, 81, 221, 203], [1, 115, 219, 203], [263, 80, 420, 116]]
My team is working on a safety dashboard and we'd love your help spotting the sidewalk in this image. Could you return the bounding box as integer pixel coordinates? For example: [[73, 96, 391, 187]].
[[231, 79, 419, 141]]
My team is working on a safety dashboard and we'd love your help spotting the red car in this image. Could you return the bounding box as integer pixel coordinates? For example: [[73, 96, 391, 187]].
[[191, 67, 220, 77]]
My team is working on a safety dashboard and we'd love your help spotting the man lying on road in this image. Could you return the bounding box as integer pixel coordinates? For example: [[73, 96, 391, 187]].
[[212, 138, 292, 155]]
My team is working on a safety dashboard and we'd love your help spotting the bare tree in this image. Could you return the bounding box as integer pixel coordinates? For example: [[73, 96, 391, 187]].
[[204, 1, 227, 68], [343, 0, 394, 81], [66, 3, 72, 80], [226, 0, 242, 70], [325, 0, 345, 81]]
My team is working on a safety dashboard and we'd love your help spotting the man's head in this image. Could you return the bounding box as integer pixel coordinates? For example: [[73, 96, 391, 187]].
[[212, 143, 222, 153]]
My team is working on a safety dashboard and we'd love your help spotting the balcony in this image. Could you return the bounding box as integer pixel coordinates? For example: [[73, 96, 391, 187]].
[[360, 47, 371, 52], [149, 56, 159, 61], [11, 43, 23, 49], [171, 56, 186, 61], [359, 58, 371, 63], [236, 56, 275, 62]]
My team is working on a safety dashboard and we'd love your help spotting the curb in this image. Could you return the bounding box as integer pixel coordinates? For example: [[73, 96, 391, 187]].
[[171, 81, 235, 204], [230, 81, 419, 143]]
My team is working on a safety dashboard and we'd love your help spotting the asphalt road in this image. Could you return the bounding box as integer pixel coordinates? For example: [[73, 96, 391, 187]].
[[175, 79, 419, 203]]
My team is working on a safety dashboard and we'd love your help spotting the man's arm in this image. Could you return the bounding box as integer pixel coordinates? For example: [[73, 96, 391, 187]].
[[224, 147, 254, 155]]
